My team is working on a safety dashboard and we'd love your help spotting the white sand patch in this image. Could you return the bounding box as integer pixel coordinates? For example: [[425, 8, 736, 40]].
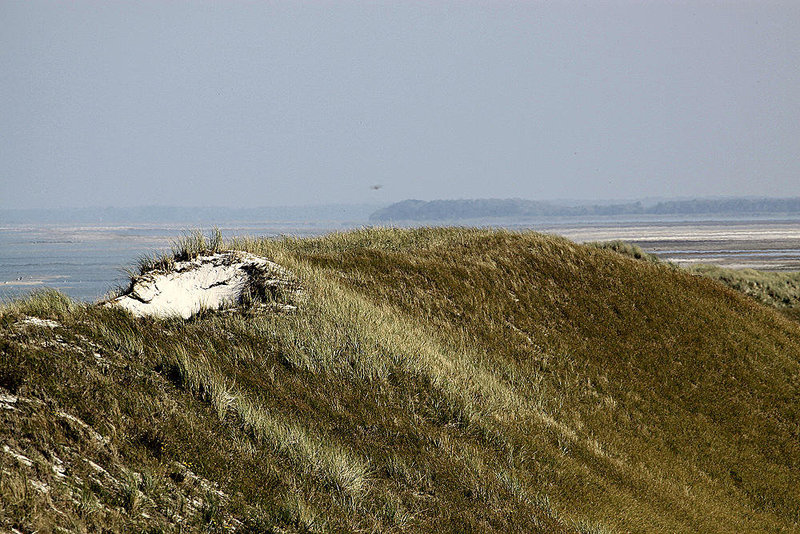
[[21, 316, 61, 328], [0, 391, 19, 411], [3, 445, 33, 467], [52, 456, 66, 478], [543, 222, 800, 243], [110, 251, 298, 319], [29, 479, 50, 493]]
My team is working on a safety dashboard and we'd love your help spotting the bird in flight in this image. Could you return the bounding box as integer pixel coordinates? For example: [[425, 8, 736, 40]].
[[370, 184, 383, 190]]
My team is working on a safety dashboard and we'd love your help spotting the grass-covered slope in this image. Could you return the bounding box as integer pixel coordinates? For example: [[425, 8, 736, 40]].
[[685, 264, 800, 323], [2, 228, 799, 533], [591, 240, 800, 322]]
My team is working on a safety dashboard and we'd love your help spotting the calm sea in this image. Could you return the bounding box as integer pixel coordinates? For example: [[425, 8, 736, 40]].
[[2, 216, 800, 303]]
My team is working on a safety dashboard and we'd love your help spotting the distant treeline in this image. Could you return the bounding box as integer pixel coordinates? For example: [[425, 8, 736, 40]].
[[0, 204, 379, 224], [369, 198, 800, 222]]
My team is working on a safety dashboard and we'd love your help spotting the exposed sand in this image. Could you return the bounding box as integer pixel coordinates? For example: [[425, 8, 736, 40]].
[[21, 317, 61, 328], [111, 251, 297, 319], [536, 221, 800, 271], [540, 221, 800, 243], [2, 275, 65, 287]]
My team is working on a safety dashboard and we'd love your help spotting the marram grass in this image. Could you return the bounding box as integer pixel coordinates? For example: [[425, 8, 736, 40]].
[[1, 227, 799, 533]]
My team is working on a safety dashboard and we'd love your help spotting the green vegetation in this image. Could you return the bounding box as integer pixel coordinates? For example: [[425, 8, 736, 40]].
[[685, 264, 800, 322], [2, 228, 800, 532], [125, 228, 226, 281], [587, 240, 800, 322], [586, 240, 662, 264], [590, 239, 800, 322]]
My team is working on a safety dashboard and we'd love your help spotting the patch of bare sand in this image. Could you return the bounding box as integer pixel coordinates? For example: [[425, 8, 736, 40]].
[[110, 251, 298, 319]]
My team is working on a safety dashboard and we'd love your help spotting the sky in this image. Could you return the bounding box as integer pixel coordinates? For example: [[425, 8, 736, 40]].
[[1, 1, 799, 209]]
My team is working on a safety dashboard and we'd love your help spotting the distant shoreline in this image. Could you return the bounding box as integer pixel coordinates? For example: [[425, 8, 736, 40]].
[[0, 203, 383, 225], [370, 197, 800, 222]]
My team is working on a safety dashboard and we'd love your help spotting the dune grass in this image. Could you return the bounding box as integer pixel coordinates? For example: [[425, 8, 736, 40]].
[[586, 239, 662, 264], [685, 263, 800, 321], [2, 227, 800, 532], [590, 239, 800, 322]]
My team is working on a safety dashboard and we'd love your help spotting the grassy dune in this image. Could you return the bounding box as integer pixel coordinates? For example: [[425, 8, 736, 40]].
[[591, 239, 800, 322], [2, 228, 799, 533], [685, 264, 800, 323]]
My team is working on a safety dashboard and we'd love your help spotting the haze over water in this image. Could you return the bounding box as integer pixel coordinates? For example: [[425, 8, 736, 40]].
[[3, 2, 800, 210]]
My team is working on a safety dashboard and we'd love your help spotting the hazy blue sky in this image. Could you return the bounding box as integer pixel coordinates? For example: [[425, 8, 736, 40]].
[[2, 1, 799, 208]]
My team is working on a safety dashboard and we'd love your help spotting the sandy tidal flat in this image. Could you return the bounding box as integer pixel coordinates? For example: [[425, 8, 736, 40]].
[[539, 221, 800, 271]]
